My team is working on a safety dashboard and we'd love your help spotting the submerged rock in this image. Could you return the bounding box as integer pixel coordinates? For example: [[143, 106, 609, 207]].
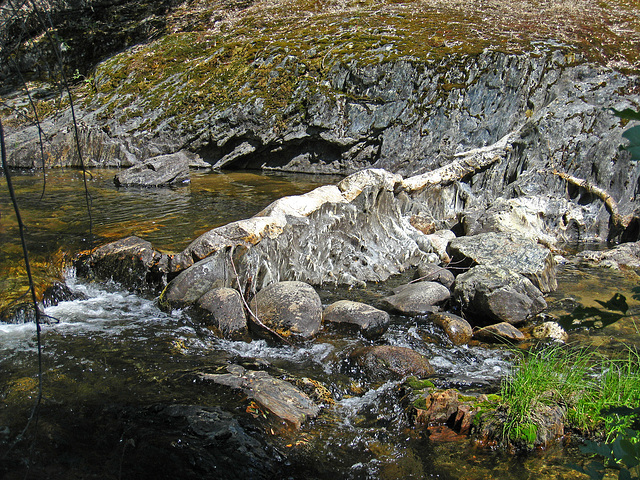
[[114, 151, 190, 187], [348, 345, 435, 381], [323, 300, 390, 339], [453, 265, 547, 325], [448, 232, 557, 292], [381, 281, 451, 316], [250, 281, 322, 339], [200, 365, 319, 429]]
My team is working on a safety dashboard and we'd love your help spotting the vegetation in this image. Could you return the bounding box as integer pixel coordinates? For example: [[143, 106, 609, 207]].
[[499, 345, 640, 447]]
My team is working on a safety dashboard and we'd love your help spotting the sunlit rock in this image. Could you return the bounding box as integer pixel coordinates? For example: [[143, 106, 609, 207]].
[[250, 281, 322, 339], [381, 281, 451, 316], [473, 322, 525, 343], [448, 232, 557, 292], [323, 300, 390, 339], [114, 151, 190, 187], [532, 321, 568, 343], [415, 262, 455, 289], [453, 265, 546, 326], [428, 312, 473, 345]]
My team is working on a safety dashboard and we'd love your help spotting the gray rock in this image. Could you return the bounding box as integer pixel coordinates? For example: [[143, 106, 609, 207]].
[[473, 322, 525, 343], [448, 232, 557, 292], [348, 345, 435, 381], [200, 365, 319, 429], [576, 241, 640, 269], [415, 263, 455, 289], [429, 312, 473, 345], [114, 151, 190, 187], [532, 321, 568, 342], [75, 235, 170, 292], [453, 265, 547, 325], [381, 281, 451, 315], [197, 287, 247, 337], [323, 300, 390, 339], [250, 281, 322, 339]]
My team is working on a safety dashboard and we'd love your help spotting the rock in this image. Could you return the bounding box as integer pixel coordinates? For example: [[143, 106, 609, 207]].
[[453, 265, 547, 325], [473, 322, 525, 343], [423, 230, 456, 263], [0, 302, 48, 324], [429, 312, 473, 345], [322, 300, 390, 339], [75, 235, 170, 292], [114, 151, 190, 187], [532, 321, 568, 342], [41, 282, 87, 307], [448, 232, 557, 292], [576, 241, 640, 269], [200, 365, 319, 429], [381, 281, 451, 315], [196, 287, 247, 338], [415, 263, 455, 289], [160, 251, 233, 309], [250, 281, 322, 339], [348, 345, 435, 381], [414, 389, 460, 425]]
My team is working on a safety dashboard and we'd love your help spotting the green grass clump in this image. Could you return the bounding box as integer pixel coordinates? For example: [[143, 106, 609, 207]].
[[500, 345, 640, 446]]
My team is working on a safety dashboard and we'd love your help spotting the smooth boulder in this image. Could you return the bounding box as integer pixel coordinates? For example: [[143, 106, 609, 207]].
[[250, 281, 322, 338], [429, 312, 473, 345], [323, 300, 390, 339], [348, 345, 435, 381], [473, 322, 525, 343], [381, 281, 451, 315], [415, 263, 455, 289]]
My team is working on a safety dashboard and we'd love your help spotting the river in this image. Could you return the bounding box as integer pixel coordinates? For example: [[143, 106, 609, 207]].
[[1, 168, 638, 479]]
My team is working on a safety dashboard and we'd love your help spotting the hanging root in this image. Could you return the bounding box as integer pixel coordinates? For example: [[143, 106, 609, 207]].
[[552, 169, 631, 242]]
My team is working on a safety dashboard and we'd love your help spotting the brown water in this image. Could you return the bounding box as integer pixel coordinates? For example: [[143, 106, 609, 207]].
[[0, 168, 638, 479]]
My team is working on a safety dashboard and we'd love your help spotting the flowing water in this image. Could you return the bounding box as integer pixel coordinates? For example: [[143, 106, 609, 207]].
[[0, 169, 638, 479]]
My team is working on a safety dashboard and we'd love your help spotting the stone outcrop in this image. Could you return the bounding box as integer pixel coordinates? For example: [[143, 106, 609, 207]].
[[114, 151, 191, 187]]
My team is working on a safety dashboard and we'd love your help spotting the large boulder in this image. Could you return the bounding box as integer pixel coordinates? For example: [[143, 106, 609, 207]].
[[381, 281, 451, 315], [114, 151, 190, 187], [448, 232, 557, 292], [348, 345, 435, 382], [250, 281, 322, 339], [453, 265, 547, 325], [322, 300, 390, 339]]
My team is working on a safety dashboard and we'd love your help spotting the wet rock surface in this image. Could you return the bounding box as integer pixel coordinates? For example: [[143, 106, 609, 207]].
[[428, 312, 473, 345], [473, 322, 526, 343], [200, 365, 320, 429], [348, 345, 435, 381], [196, 287, 247, 338]]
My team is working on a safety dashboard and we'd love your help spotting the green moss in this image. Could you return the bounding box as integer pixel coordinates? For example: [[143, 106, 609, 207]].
[[413, 396, 428, 409], [405, 376, 434, 390]]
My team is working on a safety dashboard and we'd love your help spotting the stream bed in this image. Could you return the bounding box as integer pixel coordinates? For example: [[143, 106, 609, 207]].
[[1, 168, 639, 479]]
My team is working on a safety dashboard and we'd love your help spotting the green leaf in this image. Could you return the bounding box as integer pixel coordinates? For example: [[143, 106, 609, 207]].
[[622, 125, 640, 162], [612, 108, 640, 121]]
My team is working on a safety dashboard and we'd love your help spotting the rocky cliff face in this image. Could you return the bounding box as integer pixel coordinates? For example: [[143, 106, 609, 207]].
[[2, 0, 640, 241]]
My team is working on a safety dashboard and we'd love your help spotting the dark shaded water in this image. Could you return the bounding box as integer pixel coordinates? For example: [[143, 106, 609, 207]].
[[1, 168, 638, 479]]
